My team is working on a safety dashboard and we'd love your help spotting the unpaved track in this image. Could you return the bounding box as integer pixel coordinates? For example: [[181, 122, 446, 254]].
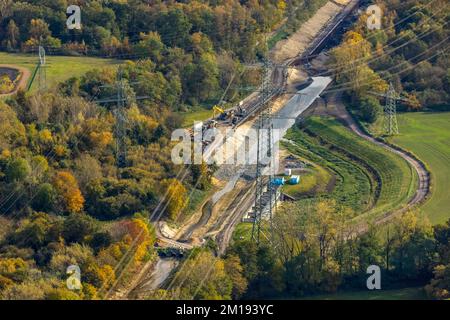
[[214, 181, 256, 256], [0, 64, 31, 97], [270, 0, 352, 64], [326, 92, 430, 228]]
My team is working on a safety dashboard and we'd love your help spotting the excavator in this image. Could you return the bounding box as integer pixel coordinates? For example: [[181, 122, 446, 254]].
[[212, 104, 236, 126], [212, 105, 226, 120]]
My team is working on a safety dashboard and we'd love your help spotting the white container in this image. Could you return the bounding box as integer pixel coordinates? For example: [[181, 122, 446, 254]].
[[284, 168, 292, 176]]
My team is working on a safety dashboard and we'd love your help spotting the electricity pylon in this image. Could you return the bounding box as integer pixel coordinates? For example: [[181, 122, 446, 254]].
[[252, 58, 276, 245], [38, 46, 47, 92], [93, 69, 128, 167], [114, 70, 128, 168], [95, 69, 155, 168], [28, 46, 47, 92], [248, 60, 306, 245], [383, 82, 399, 136]]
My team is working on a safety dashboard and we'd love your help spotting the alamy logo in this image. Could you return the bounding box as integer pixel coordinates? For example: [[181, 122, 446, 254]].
[[66, 5, 81, 30], [66, 265, 82, 290], [366, 5, 382, 30], [366, 265, 381, 290]]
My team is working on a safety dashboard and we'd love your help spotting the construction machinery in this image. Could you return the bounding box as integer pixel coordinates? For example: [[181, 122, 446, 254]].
[[213, 105, 225, 118]]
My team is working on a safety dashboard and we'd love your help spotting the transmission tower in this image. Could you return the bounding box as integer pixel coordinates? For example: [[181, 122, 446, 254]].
[[251, 57, 277, 245], [95, 70, 156, 168], [114, 70, 128, 168], [38, 46, 47, 92], [93, 69, 129, 167], [383, 82, 399, 135]]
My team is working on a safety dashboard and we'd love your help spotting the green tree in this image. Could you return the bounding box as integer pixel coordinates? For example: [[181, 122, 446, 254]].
[[32, 183, 56, 212], [5, 158, 30, 183], [356, 225, 384, 273], [191, 161, 214, 190], [5, 20, 19, 50], [7, 212, 55, 250], [89, 232, 112, 253], [359, 95, 382, 123], [156, 8, 192, 48], [62, 213, 98, 244], [390, 211, 435, 280], [224, 254, 248, 299]]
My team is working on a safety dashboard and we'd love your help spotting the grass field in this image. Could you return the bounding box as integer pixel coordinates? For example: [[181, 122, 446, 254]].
[[281, 165, 331, 199], [283, 129, 374, 213], [303, 287, 427, 300], [0, 52, 121, 92], [233, 222, 253, 242], [390, 112, 450, 225], [284, 117, 417, 219], [181, 106, 213, 128]]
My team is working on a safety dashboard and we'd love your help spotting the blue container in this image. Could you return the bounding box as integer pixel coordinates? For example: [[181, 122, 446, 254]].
[[272, 178, 285, 186], [289, 175, 300, 185]]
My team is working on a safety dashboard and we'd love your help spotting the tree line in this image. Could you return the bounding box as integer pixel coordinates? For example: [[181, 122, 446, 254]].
[[157, 201, 450, 300], [0, 59, 218, 298], [331, 0, 449, 123]]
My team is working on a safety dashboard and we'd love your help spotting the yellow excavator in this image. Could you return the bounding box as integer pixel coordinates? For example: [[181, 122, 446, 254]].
[[213, 105, 225, 120]]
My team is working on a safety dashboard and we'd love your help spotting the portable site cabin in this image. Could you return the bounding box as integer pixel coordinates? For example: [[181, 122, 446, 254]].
[[289, 175, 300, 185]]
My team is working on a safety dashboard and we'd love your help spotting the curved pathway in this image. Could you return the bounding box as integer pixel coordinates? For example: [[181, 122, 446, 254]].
[[0, 64, 31, 97], [326, 92, 430, 228]]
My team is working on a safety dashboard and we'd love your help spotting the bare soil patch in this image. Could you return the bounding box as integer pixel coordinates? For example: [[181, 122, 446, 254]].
[[270, 1, 346, 64]]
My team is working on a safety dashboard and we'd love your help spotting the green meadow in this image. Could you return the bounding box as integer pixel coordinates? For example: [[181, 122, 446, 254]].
[[0, 52, 121, 92], [391, 112, 450, 225]]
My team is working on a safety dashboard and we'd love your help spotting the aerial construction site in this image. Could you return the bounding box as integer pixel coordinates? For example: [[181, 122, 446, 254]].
[[1, 0, 448, 305], [127, 0, 364, 298]]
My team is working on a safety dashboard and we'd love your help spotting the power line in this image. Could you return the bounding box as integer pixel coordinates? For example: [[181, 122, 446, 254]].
[[383, 82, 399, 136], [93, 70, 154, 168]]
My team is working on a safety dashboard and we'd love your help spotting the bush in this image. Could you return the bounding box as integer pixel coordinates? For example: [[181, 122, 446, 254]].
[[359, 95, 382, 123]]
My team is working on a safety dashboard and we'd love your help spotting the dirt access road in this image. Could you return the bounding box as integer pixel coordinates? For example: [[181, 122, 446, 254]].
[[324, 92, 430, 229], [0, 64, 31, 98]]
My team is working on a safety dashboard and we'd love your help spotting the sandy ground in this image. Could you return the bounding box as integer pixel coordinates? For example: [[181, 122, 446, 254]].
[[270, 1, 347, 64], [0, 64, 31, 98]]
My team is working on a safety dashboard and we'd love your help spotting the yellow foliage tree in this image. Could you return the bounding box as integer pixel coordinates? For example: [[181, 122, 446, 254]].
[[277, 0, 286, 12], [331, 31, 387, 97], [53, 171, 85, 213], [171, 251, 232, 299], [38, 129, 53, 144], [163, 179, 188, 221]]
